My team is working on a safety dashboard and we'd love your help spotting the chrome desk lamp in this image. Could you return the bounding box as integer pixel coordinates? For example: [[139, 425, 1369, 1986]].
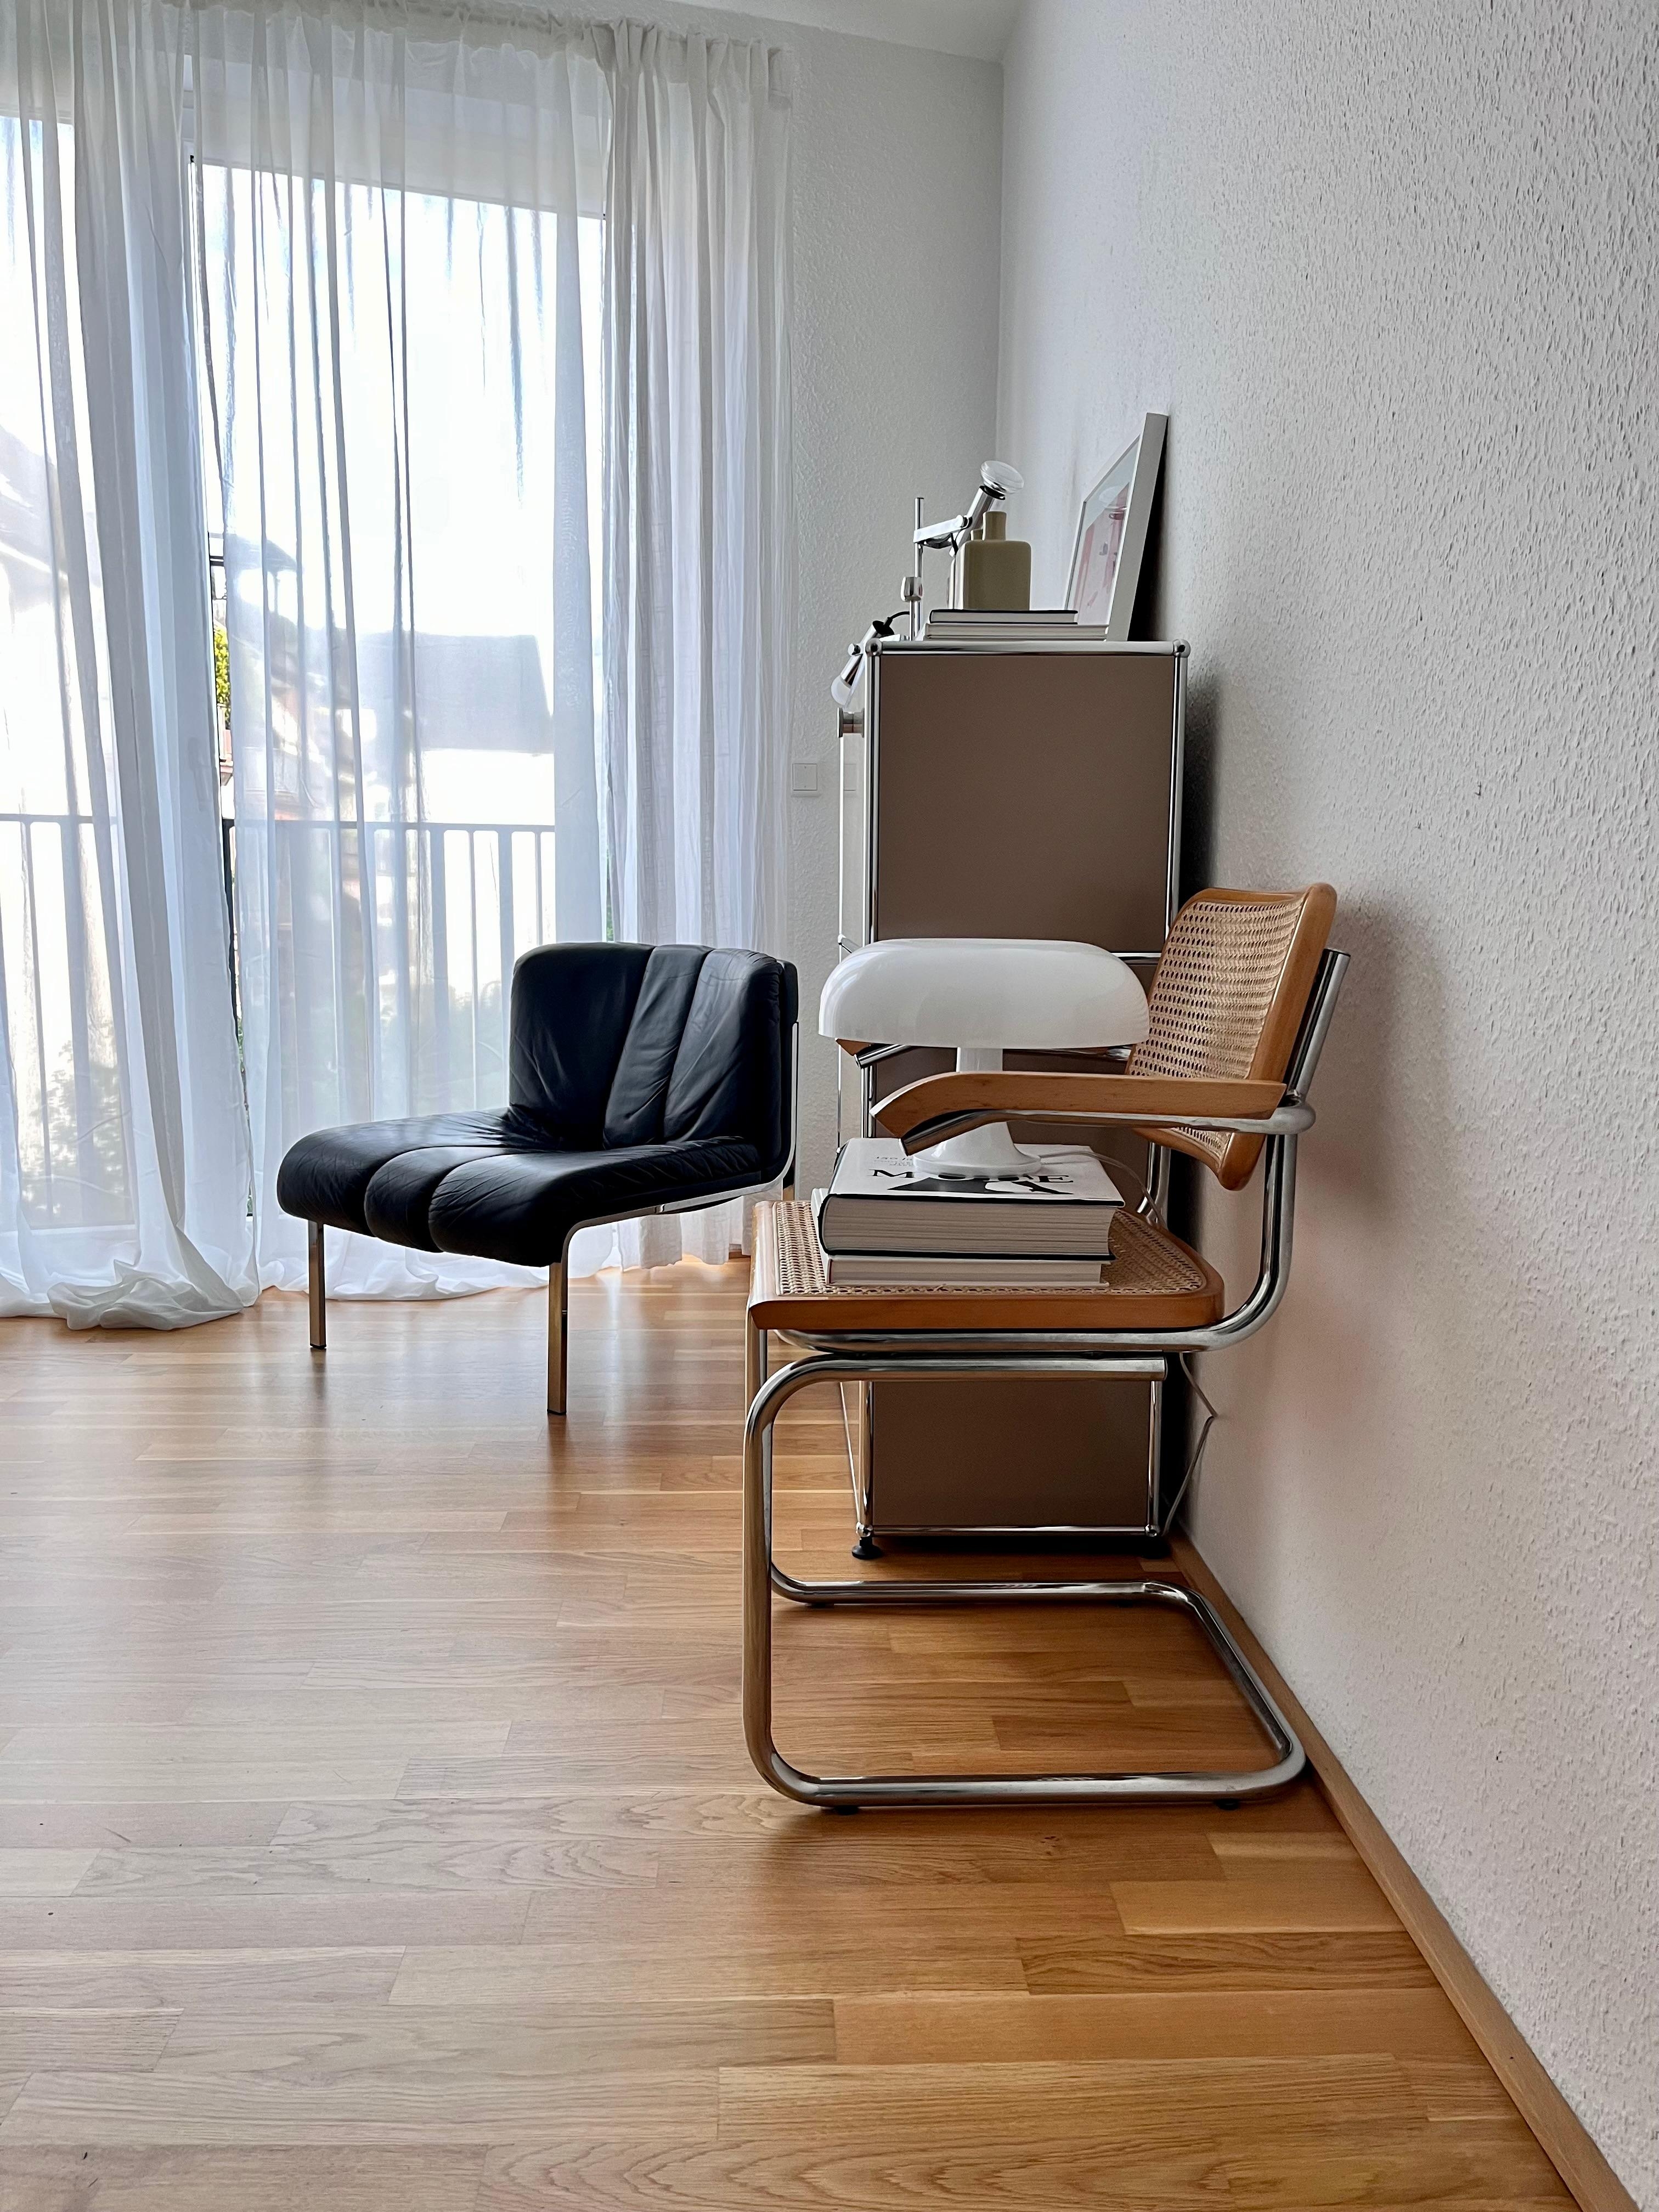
[[830, 460, 1024, 708], [907, 458, 1024, 630], [820, 935, 1148, 1180]]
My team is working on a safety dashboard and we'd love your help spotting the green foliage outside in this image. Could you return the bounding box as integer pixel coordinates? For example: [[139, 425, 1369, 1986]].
[[213, 625, 232, 725]]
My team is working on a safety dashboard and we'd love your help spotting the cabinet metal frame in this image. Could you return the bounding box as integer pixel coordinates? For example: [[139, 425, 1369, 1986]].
[[834, 638, 1190, 1544]]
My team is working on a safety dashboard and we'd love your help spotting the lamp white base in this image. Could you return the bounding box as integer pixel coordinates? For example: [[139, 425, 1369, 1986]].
[[905, 1047, 1032, 1180], [912, 1120, 1035, 1180]]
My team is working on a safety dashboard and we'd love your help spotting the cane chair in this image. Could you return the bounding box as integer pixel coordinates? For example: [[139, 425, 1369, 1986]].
[[743, 883, 1345, 1808]]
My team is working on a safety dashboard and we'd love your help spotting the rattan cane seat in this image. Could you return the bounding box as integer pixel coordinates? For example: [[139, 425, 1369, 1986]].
[[747, 1198, 1223, 1335]]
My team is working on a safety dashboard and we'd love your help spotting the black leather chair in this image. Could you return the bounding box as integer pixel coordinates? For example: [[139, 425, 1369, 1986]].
[[277, 943, 797, 1413]]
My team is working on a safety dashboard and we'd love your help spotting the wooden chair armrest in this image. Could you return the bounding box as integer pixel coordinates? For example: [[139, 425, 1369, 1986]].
[[873, 1070, 1288, 1148]]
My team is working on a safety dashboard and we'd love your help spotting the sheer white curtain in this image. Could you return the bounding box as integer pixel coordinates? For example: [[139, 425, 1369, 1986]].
[[1, 2, 794, 1323], [193, 0, 612, 1295], [0, 0, 258, 1325], [601, 22, 794, 1267], [195, 7, 794, 1293]]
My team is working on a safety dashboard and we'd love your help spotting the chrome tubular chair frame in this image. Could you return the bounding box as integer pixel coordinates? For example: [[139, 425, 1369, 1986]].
[[740, 948, 1347, 1810], [742, 1333, 1305, 1809], [539, 1160, 800, 1417], [307, 1173, 800, 1413]]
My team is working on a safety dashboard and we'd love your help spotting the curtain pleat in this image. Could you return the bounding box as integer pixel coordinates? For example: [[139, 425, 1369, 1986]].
[[0, 0, 258, 1325], [600, 23, 793, 1267], [194, 0, 612, 1294]]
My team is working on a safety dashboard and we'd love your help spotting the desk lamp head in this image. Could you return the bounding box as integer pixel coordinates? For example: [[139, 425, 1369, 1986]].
[[820, 937, 1149, 1179], [911, 459, 1025, 554]]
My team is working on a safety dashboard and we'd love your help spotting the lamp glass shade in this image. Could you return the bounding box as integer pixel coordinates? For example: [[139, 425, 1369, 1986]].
[[819, 937, 1149, 1052]]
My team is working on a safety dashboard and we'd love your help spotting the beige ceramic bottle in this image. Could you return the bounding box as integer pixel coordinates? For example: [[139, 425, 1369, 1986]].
[[957, 510, 1031, 610]]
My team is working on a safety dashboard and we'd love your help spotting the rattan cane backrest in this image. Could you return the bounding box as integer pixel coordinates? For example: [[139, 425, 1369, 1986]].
[[1126, 884, 1338, 1190]]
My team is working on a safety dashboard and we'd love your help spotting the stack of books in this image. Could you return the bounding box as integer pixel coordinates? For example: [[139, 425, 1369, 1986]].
[[924, 608, 1107, 644], [813, 1137, 1122, 1286]]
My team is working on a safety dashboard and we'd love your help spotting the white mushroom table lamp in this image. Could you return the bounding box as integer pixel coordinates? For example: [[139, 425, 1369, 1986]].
[[820, 938, 1150, 1180]]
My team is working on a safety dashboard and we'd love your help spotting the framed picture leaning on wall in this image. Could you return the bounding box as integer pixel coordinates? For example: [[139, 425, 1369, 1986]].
[[1066, 411, 1167, 639]]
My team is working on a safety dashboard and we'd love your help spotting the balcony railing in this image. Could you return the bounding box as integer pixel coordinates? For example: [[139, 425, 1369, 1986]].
[[217, 815, 560, 1029], [1, 811, 558, 1218]]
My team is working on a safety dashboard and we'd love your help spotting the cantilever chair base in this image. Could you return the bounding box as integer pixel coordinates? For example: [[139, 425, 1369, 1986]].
[[742, 1297, 1307, 1810]]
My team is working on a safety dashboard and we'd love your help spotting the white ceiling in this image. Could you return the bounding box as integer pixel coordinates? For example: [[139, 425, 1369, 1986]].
[[712, 0, 1023, 63]]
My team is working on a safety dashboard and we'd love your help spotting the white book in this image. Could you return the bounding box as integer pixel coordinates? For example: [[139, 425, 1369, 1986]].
[[822, 1251, 1105, 1288], [816, 1138, 1123, 1259], [926, 607, 1088, 625], [924, 616, 1108, 641]]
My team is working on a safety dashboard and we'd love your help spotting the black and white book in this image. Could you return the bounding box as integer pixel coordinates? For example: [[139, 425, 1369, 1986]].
[[816, 1138, 1122, 1259]]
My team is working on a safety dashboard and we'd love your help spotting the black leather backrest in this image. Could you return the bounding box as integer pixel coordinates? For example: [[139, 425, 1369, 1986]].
[[662, 949, 795, 1173], [510, 944, 652, 1138], [601, 946, 709, 1147]]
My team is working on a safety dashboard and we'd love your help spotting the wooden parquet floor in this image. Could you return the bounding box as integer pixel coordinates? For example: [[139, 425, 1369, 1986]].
[[0, 1262, 1570, 2209]]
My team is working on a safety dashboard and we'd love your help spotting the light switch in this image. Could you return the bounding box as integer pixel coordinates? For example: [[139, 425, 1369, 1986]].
[[790, 760, 820, 797]]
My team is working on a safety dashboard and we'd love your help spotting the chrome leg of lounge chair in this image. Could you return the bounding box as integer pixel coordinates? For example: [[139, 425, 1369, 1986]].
[[548, 1249, 571, 1417], [743, 1351, 1306, 1809], [746, 1306, 768, 1409], [307, 1222, 326, 1352]]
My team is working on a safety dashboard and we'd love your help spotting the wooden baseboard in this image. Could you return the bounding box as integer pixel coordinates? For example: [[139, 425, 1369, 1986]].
[[1170, 1532, 1639, 2212]]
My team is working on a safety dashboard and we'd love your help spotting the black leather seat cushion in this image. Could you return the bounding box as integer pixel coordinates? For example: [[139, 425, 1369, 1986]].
[[276, 942, 794, 1265], [276, 1111, 537, 1242], [426, 1136, 761, 1266]]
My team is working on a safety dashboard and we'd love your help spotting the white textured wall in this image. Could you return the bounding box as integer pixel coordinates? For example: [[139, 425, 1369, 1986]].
[[1000, 2, 1658, 2198], [778, 15, 1002, 1187]]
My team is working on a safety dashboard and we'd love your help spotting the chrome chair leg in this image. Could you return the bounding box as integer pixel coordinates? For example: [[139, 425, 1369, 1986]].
[[849, 1385, 882, 1564], [307, 1222, 326, 1352], [548, 1251, 570, 1417], [745, 1307, 768, 1408], [742, 1352, 1307, 1809]]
